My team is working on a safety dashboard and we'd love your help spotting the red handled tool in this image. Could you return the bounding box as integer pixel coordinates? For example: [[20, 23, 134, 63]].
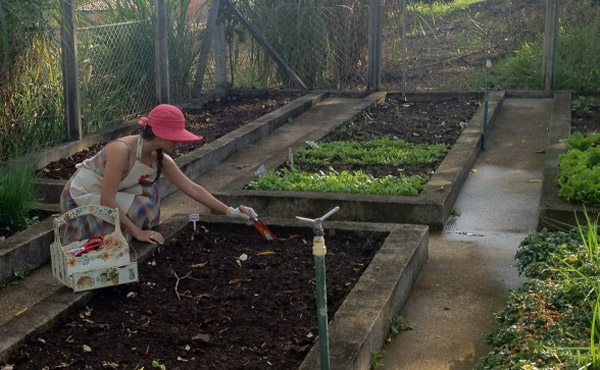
[[68, 236, 104, 257], [252, 218, 276, 241]]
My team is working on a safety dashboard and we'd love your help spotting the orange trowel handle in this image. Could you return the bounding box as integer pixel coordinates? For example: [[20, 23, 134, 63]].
[[252, 219, 276, 241]]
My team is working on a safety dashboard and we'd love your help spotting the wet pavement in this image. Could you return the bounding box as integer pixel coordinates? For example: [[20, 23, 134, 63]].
[[381, 98, 552, 369]]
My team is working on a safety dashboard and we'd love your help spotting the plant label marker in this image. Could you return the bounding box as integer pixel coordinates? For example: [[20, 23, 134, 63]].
[[288, 147, 294, 167], [189, 214, 200, 231]]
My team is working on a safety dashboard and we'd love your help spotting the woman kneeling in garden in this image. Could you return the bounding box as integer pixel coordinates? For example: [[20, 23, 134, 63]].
[[60, 104, 255, 244]]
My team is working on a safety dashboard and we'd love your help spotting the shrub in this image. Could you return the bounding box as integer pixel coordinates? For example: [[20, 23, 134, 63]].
[[557, 132, 600, 205], [0, 159, 39, 225]]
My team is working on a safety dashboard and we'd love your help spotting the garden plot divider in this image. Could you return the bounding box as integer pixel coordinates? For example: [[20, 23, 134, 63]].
[[0, 91, 323, 285], [214, 91, 505, 230], [0, 213, 429, 369], [537, 92, 600, 229]]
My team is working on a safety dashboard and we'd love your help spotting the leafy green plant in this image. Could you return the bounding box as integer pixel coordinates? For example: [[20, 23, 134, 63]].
[[247, 167, 425, 196], [557, 132, 600, 205], [247, 135, 442, 195], [477, 211, 600, 369], [295, 137, 447, 166], [477, 8, 600, 92], [152, 360, 167, 370], [370, 349, 385, 369], [0, 159, 39, 225], [389, 314, 414, 338], [564, 131, 600, 151], [12, 266, 28, 280]]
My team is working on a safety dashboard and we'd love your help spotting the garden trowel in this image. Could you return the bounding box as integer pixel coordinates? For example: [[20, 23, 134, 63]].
[[252, 217, 276, 241]]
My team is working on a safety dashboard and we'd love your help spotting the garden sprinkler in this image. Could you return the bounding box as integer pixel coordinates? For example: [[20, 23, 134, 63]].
[[295, 206, 340, 370]]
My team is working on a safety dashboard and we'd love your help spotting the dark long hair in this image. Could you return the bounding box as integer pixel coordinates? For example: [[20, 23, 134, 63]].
[[141, 126, 163, 183]]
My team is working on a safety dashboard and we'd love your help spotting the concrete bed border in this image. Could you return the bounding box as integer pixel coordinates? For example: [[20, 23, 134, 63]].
[[537, 91, 600, 230], [0, 214, 429, 370], [1, 91, 325, 284], [214, 91, 505, 230]]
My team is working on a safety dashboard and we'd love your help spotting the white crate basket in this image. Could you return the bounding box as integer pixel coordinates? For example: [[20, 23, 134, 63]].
[[50, 205, 138, 292]]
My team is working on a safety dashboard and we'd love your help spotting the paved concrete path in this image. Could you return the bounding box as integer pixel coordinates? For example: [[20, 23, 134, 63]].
[[381, 98, 552, 369]]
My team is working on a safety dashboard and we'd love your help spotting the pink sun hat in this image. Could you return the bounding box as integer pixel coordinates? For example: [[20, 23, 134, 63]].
[[138, 104, 203, 142]]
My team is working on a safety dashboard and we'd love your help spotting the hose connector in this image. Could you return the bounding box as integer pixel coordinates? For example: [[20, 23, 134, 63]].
[[313, 236, 326, 257]]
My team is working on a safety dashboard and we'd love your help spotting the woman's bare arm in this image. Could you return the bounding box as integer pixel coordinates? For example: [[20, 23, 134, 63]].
[[99, 142, 161, 243], [161, 154, 230, 214]]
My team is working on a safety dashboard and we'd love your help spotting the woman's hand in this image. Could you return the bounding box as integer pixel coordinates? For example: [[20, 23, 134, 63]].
[[239, 205, 258, 220], [227, 206, 258, 222], [134, 229, 165, 244]]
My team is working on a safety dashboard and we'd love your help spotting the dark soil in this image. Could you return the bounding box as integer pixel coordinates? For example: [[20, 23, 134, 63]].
[[0, 210, 52, 242], [39, 93, 303, 181], [571, 95, 600, 135], [288, 97, 480, 178], [6, 222, 384, 369]]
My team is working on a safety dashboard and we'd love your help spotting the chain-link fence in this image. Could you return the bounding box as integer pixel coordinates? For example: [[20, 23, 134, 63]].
[[225, 3, 370, 90], [78, 20, 156, 134], [554, 1, 600, 91], [381, 0, 547, 92], [2, 0, 600, 159], [0, 28, 65, 160]]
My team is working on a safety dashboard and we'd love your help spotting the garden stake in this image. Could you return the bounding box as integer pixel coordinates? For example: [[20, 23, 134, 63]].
[[296, 206, 340, 370], [482, 59, 492, 150]]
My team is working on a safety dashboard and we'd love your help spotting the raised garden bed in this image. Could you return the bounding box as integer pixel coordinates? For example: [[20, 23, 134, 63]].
[[538, 92, 600, 230], [0, 215, 429, 369], [0, 90, 322, 285], [214, 91, 505, 229], [39, 92, 304, 181], [33, 91, 313, 206]]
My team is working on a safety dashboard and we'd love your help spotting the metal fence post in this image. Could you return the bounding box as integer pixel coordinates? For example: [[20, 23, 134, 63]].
[[542, 0, 559, 92], [401, 0, 407, 101], [155, 0, 170, 104], [215, 3, 228, 90], [192, 0, 221, 97], [367, 0, 383, 91], [60, 0, 82, 141]]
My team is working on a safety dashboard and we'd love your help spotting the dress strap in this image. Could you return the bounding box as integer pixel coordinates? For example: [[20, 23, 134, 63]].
[[136, 135, 144, 161]]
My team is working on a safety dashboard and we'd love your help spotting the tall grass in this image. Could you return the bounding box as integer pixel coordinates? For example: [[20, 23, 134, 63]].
[[408, 0, 483, 19], [1, 0, 208, 158], [77, 0, 156, 133], [0, 159, 39, 225], [478, 3, 600, 92], [168, 0, 207, 101], [0, 1, 64, 160], [557, 211, 600, 368], [228, 0, 369, 89]]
